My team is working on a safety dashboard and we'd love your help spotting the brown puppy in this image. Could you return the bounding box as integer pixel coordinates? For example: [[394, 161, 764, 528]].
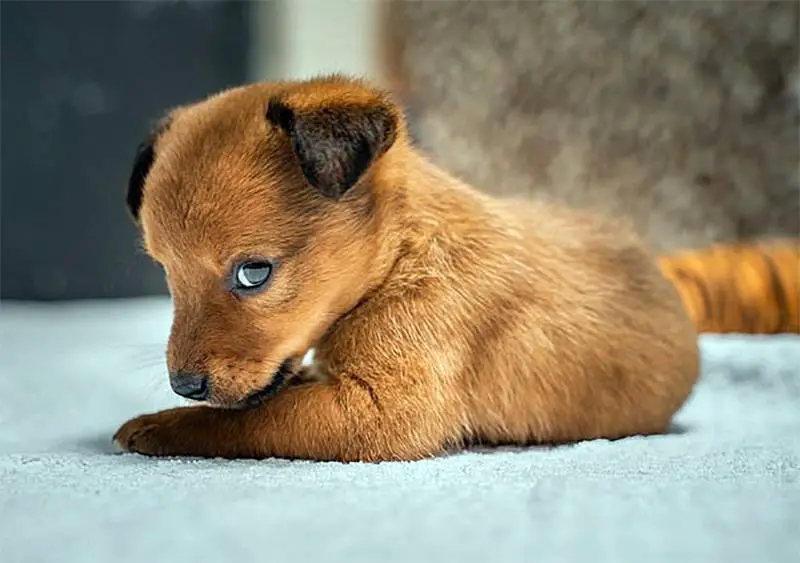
[[114, 75, 699, 462]]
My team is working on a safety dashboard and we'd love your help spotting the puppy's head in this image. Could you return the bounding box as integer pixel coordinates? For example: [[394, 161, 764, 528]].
[[126, 76, 402, 407]]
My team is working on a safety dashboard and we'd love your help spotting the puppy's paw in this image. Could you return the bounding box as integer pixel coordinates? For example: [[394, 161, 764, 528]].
[[113, 409, 187, 456]]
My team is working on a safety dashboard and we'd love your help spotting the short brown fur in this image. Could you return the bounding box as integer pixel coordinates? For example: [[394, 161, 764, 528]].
[[114, 76, 700, 462]]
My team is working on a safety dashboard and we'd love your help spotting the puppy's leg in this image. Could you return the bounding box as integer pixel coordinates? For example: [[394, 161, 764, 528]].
[[114, 376, 449, 462]]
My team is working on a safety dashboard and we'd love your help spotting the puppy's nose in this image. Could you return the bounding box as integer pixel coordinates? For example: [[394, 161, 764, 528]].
[[169, 371, 209, 400]]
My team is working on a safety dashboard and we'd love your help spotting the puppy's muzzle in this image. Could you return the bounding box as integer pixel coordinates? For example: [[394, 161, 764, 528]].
[[169, 371, 209, 401]]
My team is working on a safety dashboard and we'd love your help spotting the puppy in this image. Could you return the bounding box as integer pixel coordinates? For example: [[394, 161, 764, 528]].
[[114, 75, 699, 462]]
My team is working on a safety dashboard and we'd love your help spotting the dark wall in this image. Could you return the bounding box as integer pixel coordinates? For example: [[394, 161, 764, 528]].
[[1, 0, 254, 300]]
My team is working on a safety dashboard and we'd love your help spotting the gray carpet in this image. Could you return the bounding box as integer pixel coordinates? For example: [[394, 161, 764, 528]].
[[1, 297, 798, 563]]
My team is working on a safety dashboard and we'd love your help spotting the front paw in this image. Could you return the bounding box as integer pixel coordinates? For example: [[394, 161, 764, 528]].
[[113, 408, 188, 456]]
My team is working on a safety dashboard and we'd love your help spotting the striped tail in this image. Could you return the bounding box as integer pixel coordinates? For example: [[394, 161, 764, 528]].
[[657, 240, 799, 334]]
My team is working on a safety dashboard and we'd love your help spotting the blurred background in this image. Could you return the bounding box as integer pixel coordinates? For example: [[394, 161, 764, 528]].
[[1, 0, 380, 301], [2, 0, 798, 302]]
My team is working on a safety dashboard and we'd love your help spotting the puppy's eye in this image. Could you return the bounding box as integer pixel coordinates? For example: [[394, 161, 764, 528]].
[[233, 261, 273, 291]]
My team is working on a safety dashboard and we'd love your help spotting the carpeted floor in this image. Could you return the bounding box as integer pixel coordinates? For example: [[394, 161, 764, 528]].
[[1, 297, 798, 563]]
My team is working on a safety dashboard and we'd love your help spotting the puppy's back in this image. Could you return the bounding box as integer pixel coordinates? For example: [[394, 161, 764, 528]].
[[443, 194, 700, 444]]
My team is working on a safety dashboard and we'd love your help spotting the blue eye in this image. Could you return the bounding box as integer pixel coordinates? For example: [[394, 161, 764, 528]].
[[233, 261, 272, 291]]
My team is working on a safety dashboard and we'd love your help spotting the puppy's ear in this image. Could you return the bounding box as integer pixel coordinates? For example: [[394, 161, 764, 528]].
[[265, 97, 398, 198], [126, 118, 170, 222]]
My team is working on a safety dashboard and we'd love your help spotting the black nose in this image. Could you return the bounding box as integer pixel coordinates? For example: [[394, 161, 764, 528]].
[[169, 371, 209, 400]]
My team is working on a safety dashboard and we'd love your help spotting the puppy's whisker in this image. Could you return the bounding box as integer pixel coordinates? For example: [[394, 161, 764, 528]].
[[127, 363, 167, 376], [141, 373, 172, 400], [127, 353, 166, 363], [109, 342, 165, 352], [127, 353, 166, 364], [129, 351, 166, 361], [124, 364, 166, 381]]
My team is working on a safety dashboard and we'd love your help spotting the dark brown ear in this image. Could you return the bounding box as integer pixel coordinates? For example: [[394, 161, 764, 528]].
[[265, 98, 398, 198], [126, 118, 170, 221]]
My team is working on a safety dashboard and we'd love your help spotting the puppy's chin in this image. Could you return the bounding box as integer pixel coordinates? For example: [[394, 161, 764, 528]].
[[230, 359, 295, 410]]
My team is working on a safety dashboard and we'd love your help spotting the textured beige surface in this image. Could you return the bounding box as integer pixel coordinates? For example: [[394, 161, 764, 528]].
[[380, 0, 800, 251]]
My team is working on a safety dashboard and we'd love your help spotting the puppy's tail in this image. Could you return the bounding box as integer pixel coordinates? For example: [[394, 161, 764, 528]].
[[657, 240, 799, 334]]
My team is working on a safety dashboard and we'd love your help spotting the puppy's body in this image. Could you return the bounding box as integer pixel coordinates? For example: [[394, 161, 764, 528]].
[[115, 76, 699, 461]]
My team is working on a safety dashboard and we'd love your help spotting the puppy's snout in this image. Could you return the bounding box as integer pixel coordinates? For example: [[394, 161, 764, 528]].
[[169, 371, 209, 401]]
